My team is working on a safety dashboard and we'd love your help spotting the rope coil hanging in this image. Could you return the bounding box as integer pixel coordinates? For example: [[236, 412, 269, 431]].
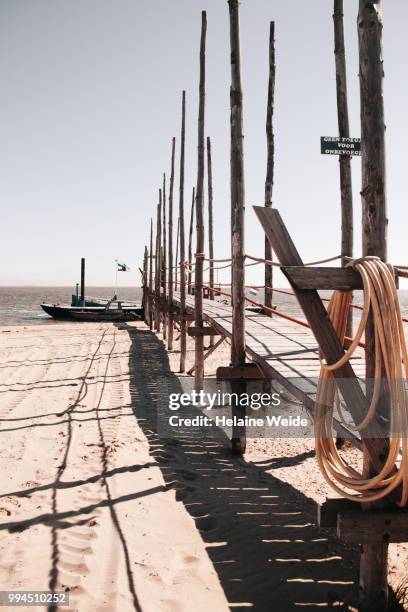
[[315, 256, 408, 505]]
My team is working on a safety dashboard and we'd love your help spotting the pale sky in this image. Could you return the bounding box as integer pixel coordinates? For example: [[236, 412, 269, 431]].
[[1, 0, 407, 288]]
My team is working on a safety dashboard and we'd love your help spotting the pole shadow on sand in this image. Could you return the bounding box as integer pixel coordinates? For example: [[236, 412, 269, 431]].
[[125, 324, 401, 611]]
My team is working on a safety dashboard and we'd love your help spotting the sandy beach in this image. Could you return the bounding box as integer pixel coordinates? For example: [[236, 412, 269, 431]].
[[0, 321, 407, 611]]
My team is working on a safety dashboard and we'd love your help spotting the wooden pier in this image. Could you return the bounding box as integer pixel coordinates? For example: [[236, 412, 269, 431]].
[[140, 1, 408, 608], [173, 287, 366, 444]]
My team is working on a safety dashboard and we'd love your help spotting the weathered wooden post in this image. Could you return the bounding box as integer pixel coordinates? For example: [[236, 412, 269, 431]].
[[188, 187, 195, 295], [142, 245, 148, 323], [194, 11, 207, 388], [264, 21, 275, 315], [155, 191, 162, 332], [207, 136, 215, 347], [80, 258, 85, 305], [175, 216, 180, 291], [179, 91, 187, 373], [228, 0, 246, 454], [207, 137, 214, 302], [154, 204, 159, 331], [168, 138, 176, 350], [162, 173, 167, 340], [358, 1, 389, 609], [334, 0, 353, 336], [148, 218, 153, 329]]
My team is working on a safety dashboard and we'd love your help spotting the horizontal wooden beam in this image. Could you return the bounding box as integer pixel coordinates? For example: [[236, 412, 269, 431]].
[[216, 363, 271, 381], [188, 326, 221, 337], [172, 313, 195, 322], [337, 510, 408, 544], [160, 304, 180, 314], [283, 265, 399, 291], [317, 496, 359, 528], [282, 266, 363, 290]]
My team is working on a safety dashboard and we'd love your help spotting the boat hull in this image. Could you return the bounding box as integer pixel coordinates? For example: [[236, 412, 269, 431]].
[[41, 304, 143, 322]]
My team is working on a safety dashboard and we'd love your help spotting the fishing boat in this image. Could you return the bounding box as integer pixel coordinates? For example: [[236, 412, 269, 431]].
[[40, 303, 143, 322], [41, 258, 143, 322]]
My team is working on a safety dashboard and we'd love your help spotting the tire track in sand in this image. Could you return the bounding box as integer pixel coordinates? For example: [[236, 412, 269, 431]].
[[57, 328, 141, 612]]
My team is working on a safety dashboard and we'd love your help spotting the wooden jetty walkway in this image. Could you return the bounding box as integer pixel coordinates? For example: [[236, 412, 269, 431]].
[[174, 291, 366, 381], [140, 1, 408, 607], [173, 290, 366, 441]]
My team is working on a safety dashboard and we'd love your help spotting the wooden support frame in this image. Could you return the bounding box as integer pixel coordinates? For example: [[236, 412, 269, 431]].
[[187, 335, 226, 376], [255, 205, 401, 609], [254, 206, 392, 474]]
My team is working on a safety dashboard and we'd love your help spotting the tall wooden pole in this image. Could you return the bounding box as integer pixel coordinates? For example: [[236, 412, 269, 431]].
[[162, 173, 167, 340], [155, 190, 162, 333], [264, 21, 275, 315], [358, 2, 389, 610], [228, 0, 246, 454], [207, 136, 215, 348], [334, 0, 353, 336], [188, 187, 195, 295], [80, 258, 85, 305], [207, 137, 214, 301], [168, 137, 176, 350], [179, 91, 187, 373], [148, 218, 153, 329], [142, 245, 148, 324], [194, 11, 207, 388], [175, 216, 180, 291], [154, 203, 159, 331]]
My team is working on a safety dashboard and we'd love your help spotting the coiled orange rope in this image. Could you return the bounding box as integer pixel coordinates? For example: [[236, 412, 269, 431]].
[[315, 257, 408, 505]]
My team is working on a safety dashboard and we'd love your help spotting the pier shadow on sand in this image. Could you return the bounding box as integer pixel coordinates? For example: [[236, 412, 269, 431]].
[[124, 324, 403, 611]]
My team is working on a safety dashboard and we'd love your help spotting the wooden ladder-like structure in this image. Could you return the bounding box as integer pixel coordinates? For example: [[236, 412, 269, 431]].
[[254, 205, 408, 545]]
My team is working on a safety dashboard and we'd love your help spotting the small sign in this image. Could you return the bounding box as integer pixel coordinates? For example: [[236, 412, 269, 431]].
[[321, 136, 361, 156]]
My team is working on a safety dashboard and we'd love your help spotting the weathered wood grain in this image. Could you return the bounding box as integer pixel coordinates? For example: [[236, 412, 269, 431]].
[[194, 11, 207, 388], [264, 21, 275, 315]]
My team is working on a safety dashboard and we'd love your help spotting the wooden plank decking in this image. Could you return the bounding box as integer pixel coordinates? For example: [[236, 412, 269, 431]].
[[172, 292, 365, 430]]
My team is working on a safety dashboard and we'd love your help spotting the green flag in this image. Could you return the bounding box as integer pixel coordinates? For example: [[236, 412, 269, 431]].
[[116, 262, 130, 271]]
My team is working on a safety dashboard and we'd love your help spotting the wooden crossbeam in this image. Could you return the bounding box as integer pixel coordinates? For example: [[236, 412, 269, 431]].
[[216, 363, 270, 381], [318, 496, 359, 528], [188, 326, 221, 337], [318, 497, 408, 543], [337, 511, 408, 544], [283, 265, 398, 290], [159, 304, 180, 314], [283, 266, 363, 290], [173, 313, 195, 322], [254, 206, 390, 476], [187, 335, 225, 376]]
